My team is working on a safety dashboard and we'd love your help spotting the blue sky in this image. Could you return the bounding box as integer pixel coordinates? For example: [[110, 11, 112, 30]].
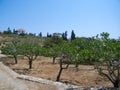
[[0, 0, 120, 38]]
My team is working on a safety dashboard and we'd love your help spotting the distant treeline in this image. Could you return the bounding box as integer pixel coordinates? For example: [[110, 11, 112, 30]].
[[0, 27, 76, 40]]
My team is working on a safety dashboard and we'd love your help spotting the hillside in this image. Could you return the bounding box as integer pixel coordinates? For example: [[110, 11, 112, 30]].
[[0, 32, 120, 89]]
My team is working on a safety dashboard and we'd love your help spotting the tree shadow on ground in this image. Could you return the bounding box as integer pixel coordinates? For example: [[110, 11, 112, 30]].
[[12, 68, 31, 74]]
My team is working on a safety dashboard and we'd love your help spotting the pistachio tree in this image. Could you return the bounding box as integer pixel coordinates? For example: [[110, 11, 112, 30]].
[[1, 39, 20, 64], [56, 42, 70, 81], [94, 32, 120, 88], [19, 37, 42, 69]]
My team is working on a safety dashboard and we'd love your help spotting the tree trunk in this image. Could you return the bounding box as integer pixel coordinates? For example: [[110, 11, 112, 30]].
[[14, 55, 17, 64], [56, 56, 69, 82], [56, 68, 63, 82], [56, 58, 63, 81], [29, 59, 33, 69], [113, 81, 119, 88], [53, 57, 56, 64], [75, 60, 78, 68]]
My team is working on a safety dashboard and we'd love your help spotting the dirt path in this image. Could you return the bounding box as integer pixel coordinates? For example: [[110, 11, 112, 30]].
[[0, 68, 29, 90], [0, 61, 29, 90]]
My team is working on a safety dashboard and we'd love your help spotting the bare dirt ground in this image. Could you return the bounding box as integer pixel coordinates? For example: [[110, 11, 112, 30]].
[[0, 55, 57, 90], [1, 56, 113, 88]]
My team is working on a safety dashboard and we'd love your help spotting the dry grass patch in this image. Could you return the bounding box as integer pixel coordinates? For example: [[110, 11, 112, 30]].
[[1, 56, 112, 87]]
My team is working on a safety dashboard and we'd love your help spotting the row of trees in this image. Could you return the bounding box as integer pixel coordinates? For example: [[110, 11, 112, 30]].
[[0, 27, 76, 40], [0, 32, 120, 88]]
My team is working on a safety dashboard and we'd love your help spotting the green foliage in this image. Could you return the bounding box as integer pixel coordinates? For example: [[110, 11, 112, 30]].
[[44, 35, 63, 48], [48, 45, 60, 57], [1, 44, 16, 55], [3, 27, 12, 34], [96, 59, 120, 88], [62, 31, 67, 41], [1, 38, 21, 55], [18, 37, 42, 69], [1, 31, 120, 84], [92, 33, 120, 87], [38, 32, 42, 37], [1, 38, 20, 64], [19, 38, 41, 57]]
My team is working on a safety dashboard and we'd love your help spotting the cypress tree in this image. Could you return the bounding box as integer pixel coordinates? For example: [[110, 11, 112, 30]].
[[71, 30, 75, 40]]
